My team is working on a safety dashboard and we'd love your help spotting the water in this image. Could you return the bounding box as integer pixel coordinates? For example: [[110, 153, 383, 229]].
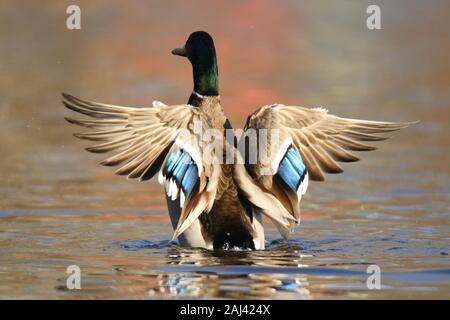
[[0, 1, 449, 299]]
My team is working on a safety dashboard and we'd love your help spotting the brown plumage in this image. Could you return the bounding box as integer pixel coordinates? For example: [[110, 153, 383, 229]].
[[63, 31, 414, 250]]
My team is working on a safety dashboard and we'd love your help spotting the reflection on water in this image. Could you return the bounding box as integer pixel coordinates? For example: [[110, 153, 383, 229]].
[[1, 0, 450, 299], [148, 246, 314, 299], [0, 209, 448, 299]]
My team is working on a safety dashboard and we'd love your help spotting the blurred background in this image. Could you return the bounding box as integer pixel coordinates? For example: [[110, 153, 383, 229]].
[[0, 0, 449, 299]]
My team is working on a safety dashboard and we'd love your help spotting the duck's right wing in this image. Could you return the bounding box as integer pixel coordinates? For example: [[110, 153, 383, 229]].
[[63, 93, 221, 239], [234, 103, 414, 238]]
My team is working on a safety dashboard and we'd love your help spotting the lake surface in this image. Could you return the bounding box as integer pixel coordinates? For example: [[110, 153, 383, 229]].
[[0, 1, 449, 299]]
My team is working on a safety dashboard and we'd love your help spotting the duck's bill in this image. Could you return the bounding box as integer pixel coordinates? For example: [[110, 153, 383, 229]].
[[171, 46, 187, 57]]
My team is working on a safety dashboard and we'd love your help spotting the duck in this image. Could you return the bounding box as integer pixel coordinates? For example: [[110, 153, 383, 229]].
[[63, 31, 413, 250]]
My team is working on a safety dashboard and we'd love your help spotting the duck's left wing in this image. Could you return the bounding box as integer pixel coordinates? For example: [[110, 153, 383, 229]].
[[63, 93, 221, 239], [235, 103, 414, 237]]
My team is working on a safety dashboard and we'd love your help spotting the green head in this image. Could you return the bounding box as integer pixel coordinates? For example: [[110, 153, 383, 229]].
[[172, 31, 219, 96]]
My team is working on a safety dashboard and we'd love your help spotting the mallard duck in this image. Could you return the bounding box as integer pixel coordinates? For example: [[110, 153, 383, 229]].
[[63, 31, 413, 250]]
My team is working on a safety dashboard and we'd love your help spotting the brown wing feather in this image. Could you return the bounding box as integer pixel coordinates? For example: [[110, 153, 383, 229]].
[[247, 104, 414, 182], [235, 103, 415, 238], [63, 93, 224, 240], [63, 93, 195, 182]]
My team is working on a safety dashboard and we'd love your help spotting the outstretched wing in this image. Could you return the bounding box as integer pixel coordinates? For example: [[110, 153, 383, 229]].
[[235, 103, 413, 237], [63, 93, 220, 238]]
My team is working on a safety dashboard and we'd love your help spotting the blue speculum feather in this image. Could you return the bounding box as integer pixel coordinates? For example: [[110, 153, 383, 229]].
[[165, 149, 183, 173], [165, 149, 199, 198], [181, 165, 198, 197], [276, 146, 307, 192], [172, 155, 190, 181], [286, 147, 306, 176]]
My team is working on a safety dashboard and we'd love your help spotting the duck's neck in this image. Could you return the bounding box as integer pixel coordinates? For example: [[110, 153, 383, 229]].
[[192, 54, 219, 96]]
